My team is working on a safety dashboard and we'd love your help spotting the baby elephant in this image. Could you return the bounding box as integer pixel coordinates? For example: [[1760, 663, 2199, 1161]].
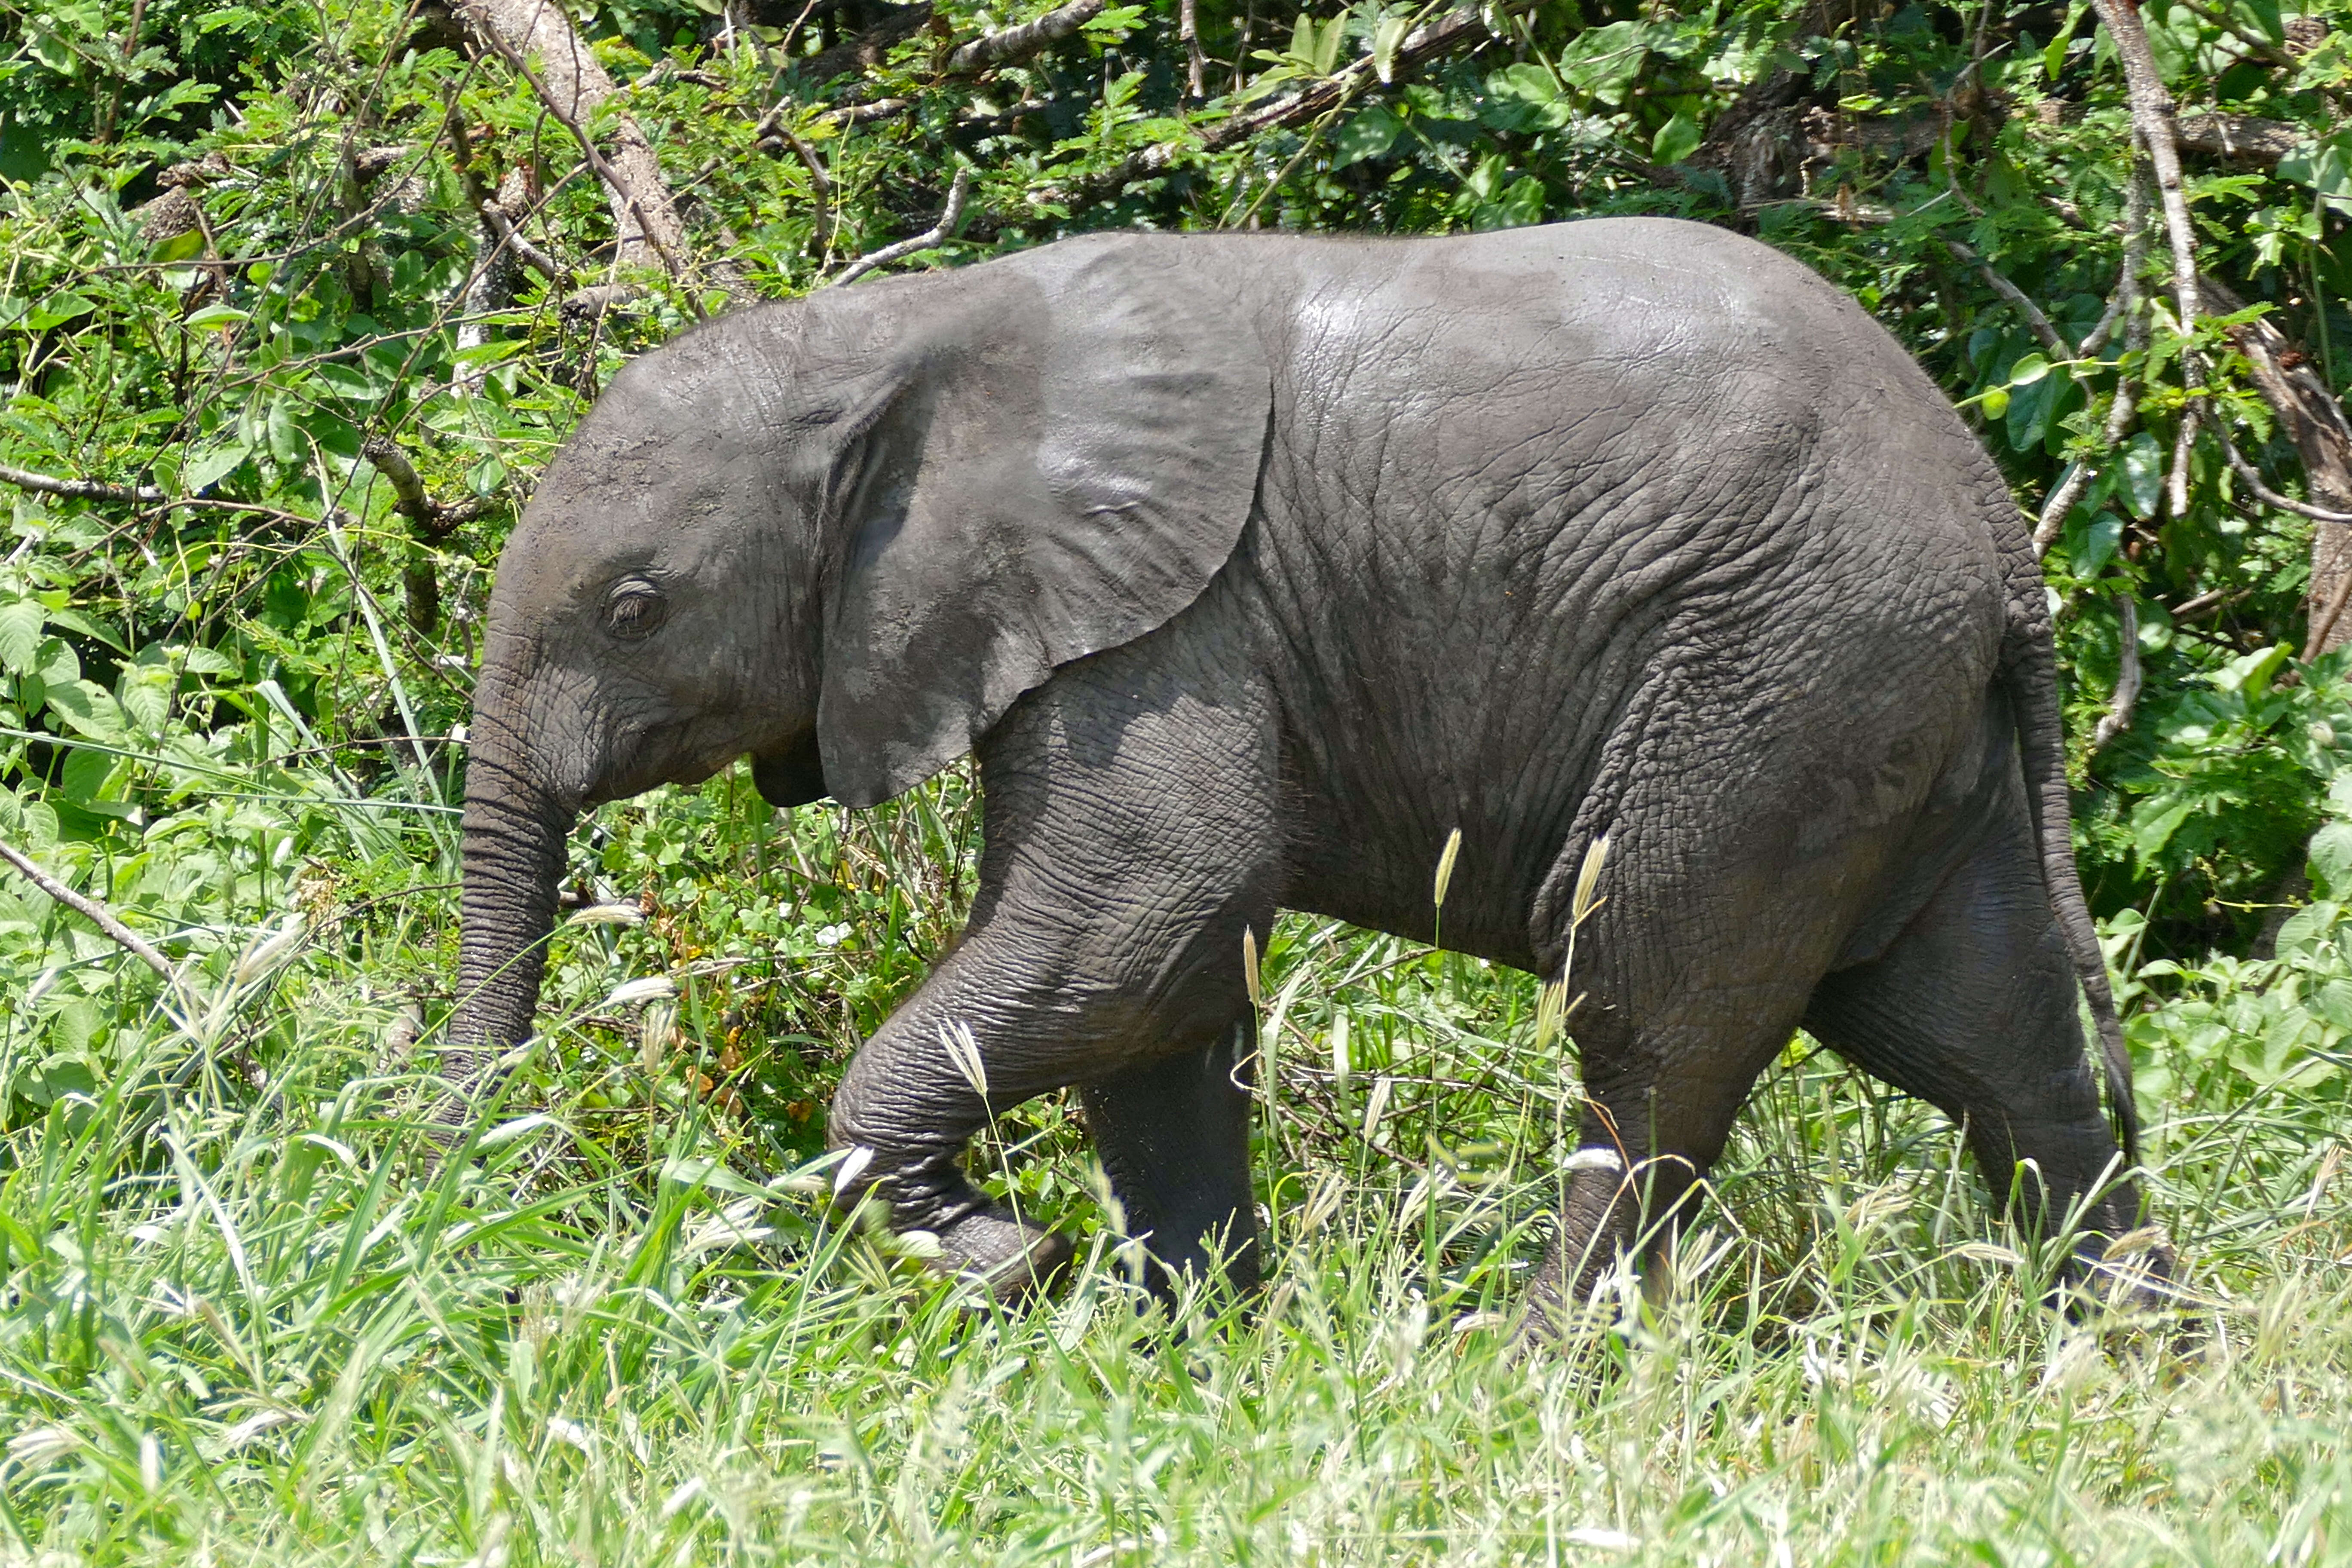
[[448, 217, 2163, 1319]]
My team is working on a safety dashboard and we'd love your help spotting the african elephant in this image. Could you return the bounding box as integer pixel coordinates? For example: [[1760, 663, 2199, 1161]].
[[448, 217, 2164, 1320]]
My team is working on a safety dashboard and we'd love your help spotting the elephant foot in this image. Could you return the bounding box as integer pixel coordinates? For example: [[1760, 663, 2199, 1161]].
[[928, 1207, 1075, 1300]]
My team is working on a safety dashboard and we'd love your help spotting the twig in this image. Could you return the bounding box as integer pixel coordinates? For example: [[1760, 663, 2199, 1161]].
[[945, 0, 1106, 72], [0, 461, 165, 504], [1036, 0, 1530, 212], [1944, 238, 2066, 357], [755, 109, 836, 257], [2220, 436, 2352, 525], [824, 168, 974, 288], [2034, 163, 2150, 555], [360, 436, 496, 540], [479, 200, 565, 285], [2169, 584, 2245, 622], [2093, 596, 2143, 750], [457, 0, 708, 309], [0, 834, 178, 984]]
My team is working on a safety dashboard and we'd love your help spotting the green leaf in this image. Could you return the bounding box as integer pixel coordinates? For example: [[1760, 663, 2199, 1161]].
[[150, 228, 208, 265], [35, 637, 79, 689], [2121, 432, 2164, 519], [1979, 386, 2010, 420], [26, 294, 95, 331], [2212, 643, 2291, 697], [0, 600, 43, 676], [1651, 113, 1700, 167], [2007, 352, 2051, 386], [2133, 798, 2197, 862], [183, 303, 249, 330], [2074, 512, 2123, 577], [1372, 14, 1409, 82], [43, 680, 126, 743], [1332, 105, 1403, 168], [310, 362, 377, 401], [1559, 21, 1650, 106], [181, 440, 251, 493]]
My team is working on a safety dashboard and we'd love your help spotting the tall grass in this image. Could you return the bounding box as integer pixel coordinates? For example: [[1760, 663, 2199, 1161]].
[[2, 771, 2349, 1564]]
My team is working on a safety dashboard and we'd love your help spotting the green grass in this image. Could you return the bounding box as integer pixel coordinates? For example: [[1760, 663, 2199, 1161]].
[[3, 775, 2351, 1565]]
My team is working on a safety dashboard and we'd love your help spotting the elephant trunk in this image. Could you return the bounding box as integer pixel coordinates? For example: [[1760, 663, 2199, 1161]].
[[444, 729, 576, 1122]]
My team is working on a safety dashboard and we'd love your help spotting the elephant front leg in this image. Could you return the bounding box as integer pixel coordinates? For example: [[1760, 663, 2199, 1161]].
[[825, 640, 1284, 1297], [1083, 1022, 1261, 1298]]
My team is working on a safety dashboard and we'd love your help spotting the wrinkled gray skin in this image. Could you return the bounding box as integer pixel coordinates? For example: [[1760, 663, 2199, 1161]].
[[452, 218, 2164, 1319]]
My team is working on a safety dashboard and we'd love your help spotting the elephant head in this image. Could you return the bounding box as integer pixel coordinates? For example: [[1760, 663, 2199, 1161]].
[[444, 239, 1275, 1105]]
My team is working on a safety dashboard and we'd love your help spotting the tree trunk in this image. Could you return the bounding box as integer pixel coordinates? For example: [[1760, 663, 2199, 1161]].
[[456, 0, 692, 276], [2205, 277, 2352, 656]]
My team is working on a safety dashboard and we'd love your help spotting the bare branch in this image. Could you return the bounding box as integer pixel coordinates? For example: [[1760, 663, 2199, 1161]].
[[824, 168, 974, 288], [2091, 0, 2202, 355], [2035, 162, 2149, 556], [0, 835, 179, 985], [945, 0, 1105, 72], [2175, 111, 2306, 166], [2202, 275, 2352, 654], [361, 436, 495, 541], [1179, 0, 1205, 98], [1943, 238, 2066, 357], [480, 200, 565, 284], [0, 461, 164, 505], [1039, 0, 1533, 211], [2219, 437, 2352, 525], [2092, 596, 2142, 750]]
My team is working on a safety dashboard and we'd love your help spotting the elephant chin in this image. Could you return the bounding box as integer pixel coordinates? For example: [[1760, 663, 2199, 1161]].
[[752, 730, 830, 808], [444, 765, 576, 1126]]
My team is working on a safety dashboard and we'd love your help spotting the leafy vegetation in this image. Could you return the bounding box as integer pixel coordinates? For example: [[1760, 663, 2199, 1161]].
[[2, 0, 2352, 1556]]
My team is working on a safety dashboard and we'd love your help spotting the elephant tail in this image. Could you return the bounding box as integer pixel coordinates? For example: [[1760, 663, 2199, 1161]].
[[2002, 560, 2141, 1171]]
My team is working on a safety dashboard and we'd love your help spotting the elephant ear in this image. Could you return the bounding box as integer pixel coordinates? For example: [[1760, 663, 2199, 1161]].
[[814, 240, 1274, 806]]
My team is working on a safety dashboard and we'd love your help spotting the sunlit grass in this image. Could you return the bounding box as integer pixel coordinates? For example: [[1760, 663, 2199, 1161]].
[[2, 778, 2349, 1564]]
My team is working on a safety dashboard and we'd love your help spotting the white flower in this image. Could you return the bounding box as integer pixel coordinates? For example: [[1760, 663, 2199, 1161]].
[[814, 922, 853, 949]]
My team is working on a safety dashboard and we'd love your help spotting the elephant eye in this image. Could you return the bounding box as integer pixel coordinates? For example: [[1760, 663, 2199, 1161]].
[[602, 577, 668, 641]]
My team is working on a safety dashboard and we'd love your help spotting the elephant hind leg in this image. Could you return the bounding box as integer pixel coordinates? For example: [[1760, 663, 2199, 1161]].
[[1800, 793, 2167, 1297], [1519, 832, 1867, 1333]]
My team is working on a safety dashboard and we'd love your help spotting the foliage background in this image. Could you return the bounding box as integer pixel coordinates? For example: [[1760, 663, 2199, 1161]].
[[3, 0, 2352, 1559]]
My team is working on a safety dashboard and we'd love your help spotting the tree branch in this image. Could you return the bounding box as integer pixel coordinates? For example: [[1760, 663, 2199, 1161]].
[[1944, 238, 2066, 357], [945, 0, 1104, 72], [0, 834, 179, 986], [2175, 111, 2306, 166], [480, 199, 566, 285], [2092, 596, 2143, 750], [0, 461, 164, 505], [1038, 0, 1531, 211], [2091, 0, 2202, 361], [2034, 160, 2150, 556], [824, 167, 973, 287], [360, 436, 496, 541]]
